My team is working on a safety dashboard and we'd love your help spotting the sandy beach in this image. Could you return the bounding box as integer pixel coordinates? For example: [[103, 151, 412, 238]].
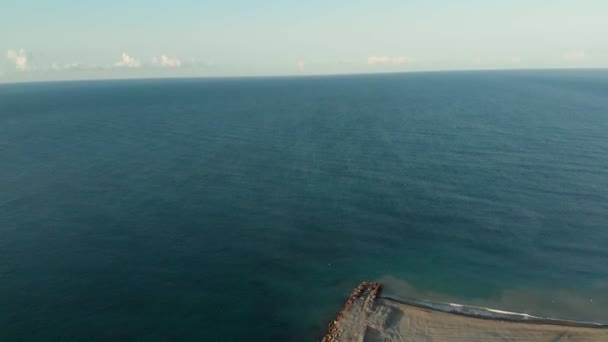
[[366, 298, 608, 341]]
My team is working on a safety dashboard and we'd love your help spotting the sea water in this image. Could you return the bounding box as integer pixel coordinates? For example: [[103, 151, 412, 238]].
[[1, 70, 607, 341]]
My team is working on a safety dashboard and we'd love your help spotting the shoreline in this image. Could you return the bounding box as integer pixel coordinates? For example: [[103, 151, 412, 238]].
[[322, 282, 608, 341], [380, 294, 608, 329]]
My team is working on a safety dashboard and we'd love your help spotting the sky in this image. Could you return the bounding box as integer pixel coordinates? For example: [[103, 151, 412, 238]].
[[1, 0, 607, 82]]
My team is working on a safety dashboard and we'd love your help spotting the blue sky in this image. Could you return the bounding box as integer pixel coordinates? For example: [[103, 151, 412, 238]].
[[1, 0, 607, 82]]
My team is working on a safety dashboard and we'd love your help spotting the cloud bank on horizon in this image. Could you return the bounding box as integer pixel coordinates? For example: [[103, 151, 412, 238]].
[[4, 51, 188, 72], [1, 48, 598, 84]]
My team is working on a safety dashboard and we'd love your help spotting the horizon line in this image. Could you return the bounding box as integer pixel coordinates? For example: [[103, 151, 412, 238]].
[[1, 66, 607, 86]]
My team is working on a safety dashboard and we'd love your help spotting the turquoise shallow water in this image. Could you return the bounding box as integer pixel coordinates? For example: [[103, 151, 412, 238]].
[[1, 70, 608, 341]]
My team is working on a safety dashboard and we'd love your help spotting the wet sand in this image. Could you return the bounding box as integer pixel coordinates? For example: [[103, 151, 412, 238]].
[[322, 282, 608, 341], [379, 275, 608, 324]]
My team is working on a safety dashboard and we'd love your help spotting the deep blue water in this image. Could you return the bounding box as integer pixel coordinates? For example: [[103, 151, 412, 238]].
[[1, 70, 608, 341]]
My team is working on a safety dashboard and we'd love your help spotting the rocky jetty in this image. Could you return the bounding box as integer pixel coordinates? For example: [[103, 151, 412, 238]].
[[321, 282, 382, 342]]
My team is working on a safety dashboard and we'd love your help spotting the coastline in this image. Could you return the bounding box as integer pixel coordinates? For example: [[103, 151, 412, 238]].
[[322, 282, 608, 341]]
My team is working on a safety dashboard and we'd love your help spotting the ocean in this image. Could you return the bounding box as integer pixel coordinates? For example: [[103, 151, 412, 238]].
[[1, 70, 607, 341]]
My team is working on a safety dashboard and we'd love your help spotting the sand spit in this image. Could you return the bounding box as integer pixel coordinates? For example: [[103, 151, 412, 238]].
[[321, 282, 608, 341]]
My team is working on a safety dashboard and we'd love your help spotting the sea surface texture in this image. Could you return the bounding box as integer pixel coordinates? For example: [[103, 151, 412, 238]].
[[1, 71, 607, 341]]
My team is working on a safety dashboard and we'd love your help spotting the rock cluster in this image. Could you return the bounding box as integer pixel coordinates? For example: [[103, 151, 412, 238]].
[[321, 282, 382, 342]]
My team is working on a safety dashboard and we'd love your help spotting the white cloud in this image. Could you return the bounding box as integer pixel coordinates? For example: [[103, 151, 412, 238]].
[[562, 50, 586, 62], [368, 55, 410, 66], [296, 60, 305, 72], [7, 49, 28, 70], [114, 53, 141, 68], [156, 54, 181, 67]]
